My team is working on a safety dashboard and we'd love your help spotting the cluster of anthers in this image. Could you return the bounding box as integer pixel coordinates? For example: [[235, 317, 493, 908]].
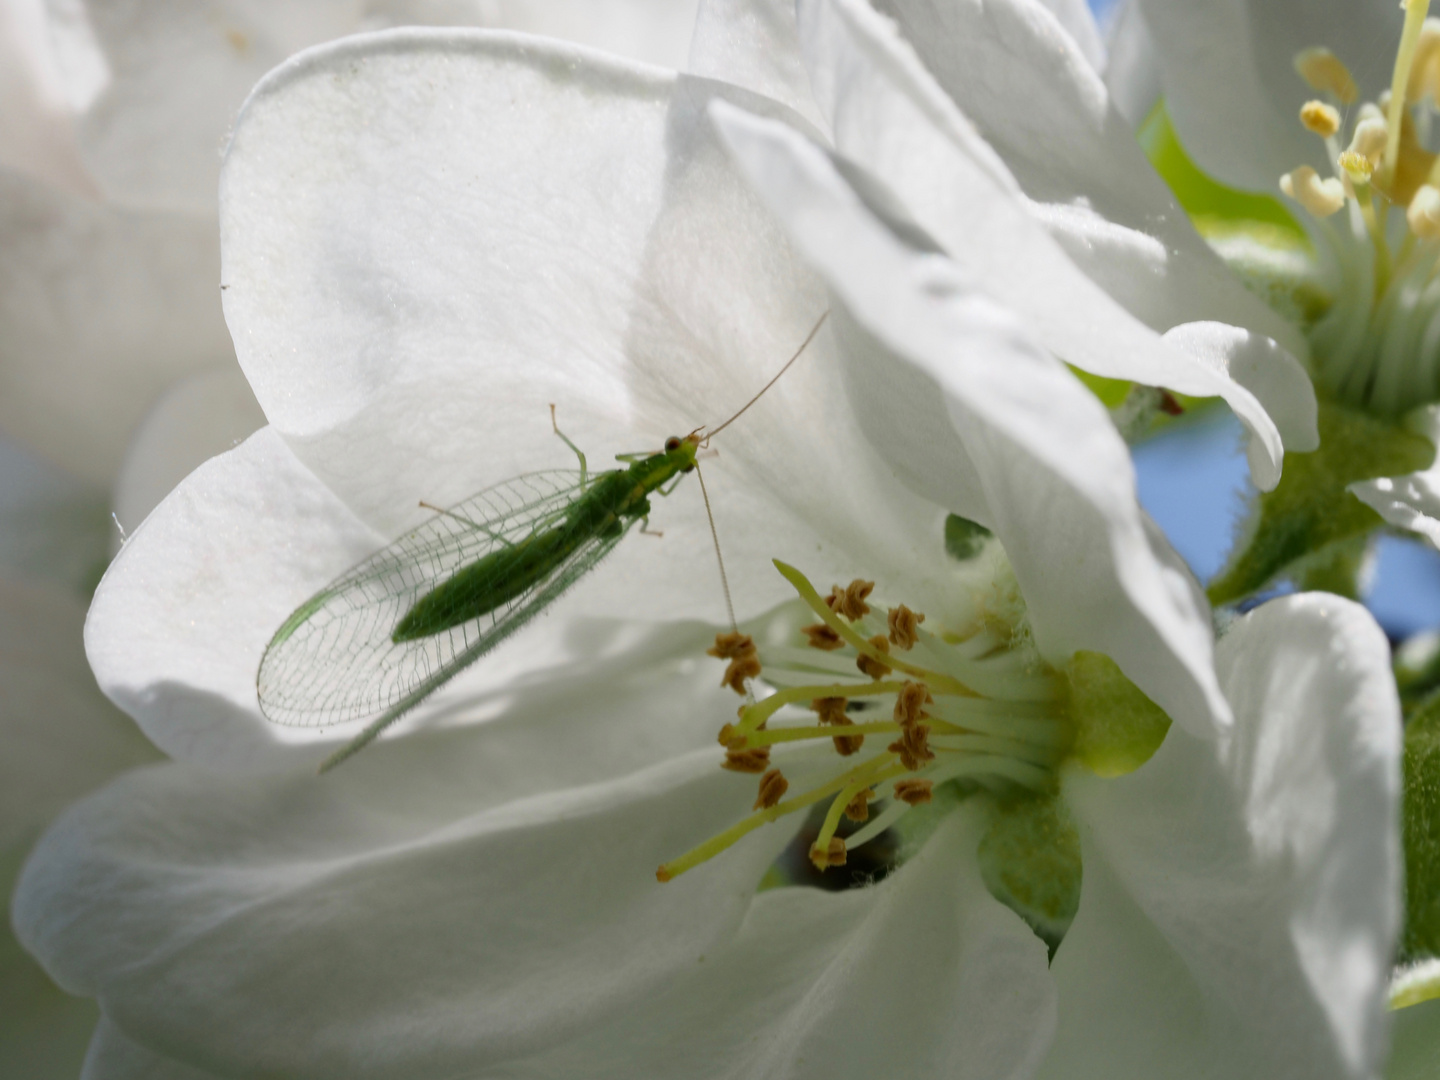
[[656, 561, 1072, 883], [1280, 0, 1440, 413]]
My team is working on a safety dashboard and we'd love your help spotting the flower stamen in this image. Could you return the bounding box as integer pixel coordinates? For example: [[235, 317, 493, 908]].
[[1300, 100, 1341, 138], [661, 563, 1074, 883], [1295, 47, 1359, 104]]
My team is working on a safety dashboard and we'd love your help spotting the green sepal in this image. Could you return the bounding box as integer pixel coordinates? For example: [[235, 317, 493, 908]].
[[1065, 651, 1170, 778], [1404, 692, 1440, 961], [943, 513, 993, 561], [1208, 400, 1435, 606], [977, 793, 1082, 959]]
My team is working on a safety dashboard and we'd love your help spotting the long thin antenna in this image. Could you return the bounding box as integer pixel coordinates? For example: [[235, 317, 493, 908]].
[[695, 462, 738, 634], [706, 310, 829, 441]]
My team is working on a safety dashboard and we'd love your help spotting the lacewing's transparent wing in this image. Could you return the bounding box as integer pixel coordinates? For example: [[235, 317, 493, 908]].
[[257, 469, 626, 742]]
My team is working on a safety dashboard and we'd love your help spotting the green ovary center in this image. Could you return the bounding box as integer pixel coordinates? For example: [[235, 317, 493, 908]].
[[656, 561, 1171, 908], [1277, 0, 1440, 415]]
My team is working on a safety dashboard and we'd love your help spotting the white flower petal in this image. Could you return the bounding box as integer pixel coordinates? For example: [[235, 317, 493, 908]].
[[1388, 997, 1440, 1080], [687, 0, 826, 129], [1060, 592, 1401, 1080], [87, 428, 381, 769], [868, 0, 1299, 355], [465, 0, 702, 69], [1033, 0, 1105, 73], [712, 101, 1231, 738], [515, 808, 1056, 1080], [15, 751, 794, 1079], [1103, 0, 1162, 128], [219, 30, 944, 613], [793, 0, 1305, 486], [48, 0, 704, 213], [1350, 411, 1440, 551], [82, 1018, 223, 1080], [112, 366, 265, 541], [0, 170, 232, 485], [1134, 0, 1402, 192], [1163, 320, 1321, 479], [90, 424, 785, 770]]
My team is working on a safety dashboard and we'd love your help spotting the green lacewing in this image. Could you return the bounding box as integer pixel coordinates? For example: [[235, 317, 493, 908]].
[[257, 314, 828, 772]]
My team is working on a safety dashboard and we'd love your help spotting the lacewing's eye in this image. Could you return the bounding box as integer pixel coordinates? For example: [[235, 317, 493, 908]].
[[664, 436, 682, 452]]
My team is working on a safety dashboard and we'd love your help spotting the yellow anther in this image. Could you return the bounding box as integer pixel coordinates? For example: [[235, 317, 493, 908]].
[[1294, 47, 1359, 104], [722, 746, 771, 773], [894, 778, 935, 806], [1348, 117, 1390, 165], [809, 837, 847, 870], [1300, 99, 1341, 137], [1407, 17, 1440, 102], [888, 722, 935, 771], [1340, 150, 1374, 183], [753, 768, 788, 810], [1409, 184, 1440, 237], [857, 634, 893, 680], [829, 579, 874, 620], [707, 631, 755, 660], [844, 788, 874, 822], [801, 622, 844, 650], [721, 651, 761, 694], [812, 695, 864, 754], [887, 604, 925, 650], [1279, 166, 1347, 217], [893, 680, 931, 726]]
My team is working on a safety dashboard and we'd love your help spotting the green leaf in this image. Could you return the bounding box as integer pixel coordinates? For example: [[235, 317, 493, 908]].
[[1208, 399, 1435, 606], [1404, 693, 1440, 961]]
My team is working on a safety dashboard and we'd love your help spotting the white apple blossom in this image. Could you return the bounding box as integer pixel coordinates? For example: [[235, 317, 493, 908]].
[[10, 27, 1403, 1078]]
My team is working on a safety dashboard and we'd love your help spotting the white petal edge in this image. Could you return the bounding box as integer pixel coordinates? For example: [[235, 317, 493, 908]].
[[860, 0, 1304, 365], [1163, 320, 1321, 465], [50, 0, 705, 213], [1134, 0, 1403, 193], [793, 0, 1306, 489], [686, 0, 826, 130], [1102, 0, 1162, 128], [82, 1018, 222, 1080], [711, 100, 1231, 738], [111, 365, 265, 543], [15, 751, 797, 1079], [1350, 412, 1440, 550], [220, 30, 948, 620], [513, 807, 1056, 1080], [1059, 592, 1401, 1079]]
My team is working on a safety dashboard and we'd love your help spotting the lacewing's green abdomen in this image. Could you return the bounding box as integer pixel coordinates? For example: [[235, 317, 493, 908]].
[[392, 440, 697, 642]]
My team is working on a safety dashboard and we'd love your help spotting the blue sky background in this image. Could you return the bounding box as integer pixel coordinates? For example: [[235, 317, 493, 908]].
[[1133, 415, 1440, 640]]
